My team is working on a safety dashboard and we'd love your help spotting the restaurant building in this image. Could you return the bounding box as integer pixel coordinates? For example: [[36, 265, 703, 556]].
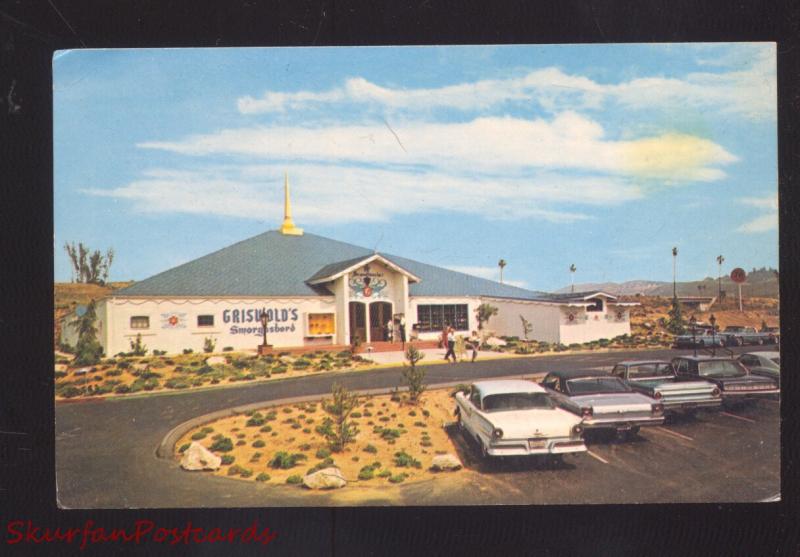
[[61, 178, 635, 355]]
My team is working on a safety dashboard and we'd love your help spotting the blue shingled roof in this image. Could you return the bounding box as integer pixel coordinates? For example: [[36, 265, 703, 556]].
[[114, 230, 555, 301]]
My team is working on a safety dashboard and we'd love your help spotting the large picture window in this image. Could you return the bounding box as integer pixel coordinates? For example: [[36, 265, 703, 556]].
[[197, 315, 214, 327], [586, 298, 604, 312], [416, 304, 469, 332]]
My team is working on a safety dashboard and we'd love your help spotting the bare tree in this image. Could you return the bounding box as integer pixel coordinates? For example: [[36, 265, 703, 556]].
[[64, 242, 114, 285]]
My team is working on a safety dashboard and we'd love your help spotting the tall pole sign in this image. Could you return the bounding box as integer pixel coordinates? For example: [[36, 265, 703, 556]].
[[730, 268, 747, 312]]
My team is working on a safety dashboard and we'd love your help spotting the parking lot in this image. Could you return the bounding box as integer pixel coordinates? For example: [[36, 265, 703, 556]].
[[54, 346, 780, 507]]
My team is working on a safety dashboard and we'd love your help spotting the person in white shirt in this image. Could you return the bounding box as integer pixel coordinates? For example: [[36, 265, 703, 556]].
[[444, 326, 457, 363]]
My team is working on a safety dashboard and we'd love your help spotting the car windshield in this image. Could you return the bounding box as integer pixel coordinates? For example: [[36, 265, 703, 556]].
[[697, 360, 746, 378], [627, 363, 672, 378], [566, 377, 631, 395], [481, 392, 555, 412]]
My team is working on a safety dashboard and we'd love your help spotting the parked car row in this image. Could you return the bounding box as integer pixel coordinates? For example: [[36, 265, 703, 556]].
[[674, 325, 779, 348], [454, 353, 779, 461]]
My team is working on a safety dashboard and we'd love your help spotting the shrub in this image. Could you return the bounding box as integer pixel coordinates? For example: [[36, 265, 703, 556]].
[[315, 447, 331, 459], [380, 429, 402, 441], [256, 473, 270, 482], [259, 425, 272, 433], [203, 337, 216, 354], [299, 443, 311, 451], [183, 349, 193, 354], [351, 412, 362, 418], [252, 439, 266, 448], [307, 457, 335, 475], [191, 431, 208, 441], [363, 444, 378, 454], [286, 475, 302, 485], [291, 423, 301, 429], [164, 378, 189, 389], [422, 409, 430, 417], [246, 413, 265, 427], [178, 443, 190, 453], [152, 349, 166, 356], [114, 384, 130, 394], [394, 450, 422, 469], [292, 358, 312, 369], [129, 334, 148, 357], [414, 421, 426, 427], [222, 346, 234, 352], [220, 455, 235, 465], [268, 451, 307, 469], [322, 383, 360, 453], [358, 465, 376, 480], [272, 365, 288, 374], [240, 468, 253, 478], [227, 464, 247, 476], [210, 437, 233, 452], [389, 473, 407, 484], [104, 368, 123, 377], [377, 469, 392, 478]]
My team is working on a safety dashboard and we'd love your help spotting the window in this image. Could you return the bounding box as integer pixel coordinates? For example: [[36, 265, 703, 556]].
[[416, 304, 469, 332], [130, 316, 149, 329], [586, 298, 604, 312], [197, 315, 214, 327], [469, 389, 481, 408], [673, 359, 688, 374], [542, 375, 560, 391]]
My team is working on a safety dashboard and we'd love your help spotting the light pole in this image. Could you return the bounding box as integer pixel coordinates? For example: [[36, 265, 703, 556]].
[[498, 259, 507, 284], [569, 264, 576, 293], [716, 255, 724, 308], [709, 313, 717, 356], [689, 314, 697, 357], [259, 308, 271, 354]]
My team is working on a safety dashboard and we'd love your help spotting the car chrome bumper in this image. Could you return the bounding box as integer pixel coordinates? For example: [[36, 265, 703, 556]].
[[722, 388, 780, 398], [582, 416, 664, 430], [487, 437, 587, 457], [662, 398, 722, 410]]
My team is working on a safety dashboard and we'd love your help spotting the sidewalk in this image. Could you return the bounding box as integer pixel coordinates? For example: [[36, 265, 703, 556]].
[[363, 346, 518, 366]]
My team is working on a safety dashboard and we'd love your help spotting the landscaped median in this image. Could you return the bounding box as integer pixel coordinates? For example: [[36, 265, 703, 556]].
[[54, 350, 374, 400], [173, 387, 465, 489]]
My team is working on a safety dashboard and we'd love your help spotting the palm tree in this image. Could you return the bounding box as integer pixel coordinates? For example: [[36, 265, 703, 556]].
[[672, 247, 678, 298], [716, 255, 725, 307], [498, 259, 507, 284], [569, 264, 577, 293]]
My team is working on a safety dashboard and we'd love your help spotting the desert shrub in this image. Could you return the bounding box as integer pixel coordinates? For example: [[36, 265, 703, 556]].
[[315, 447, 331, 459], [292, 358, 312, 370], [252, 439, 266, 448], [286, 475, 302, 485], [140, 370, 162, 380], [220, 455, 235, 465], [104, 368, 123, 377], [358, 465, 376, 480], [272, 365, 288, 374], [210, 437, 233, 452], [307, 457, 335, 475], [380, 429, 402, 441], [291, 423, 301, 429], [152, 349, 166, 356], [227, 464, 246, 476], [377, 469, 392, 478], [165, 378, 190, 389], [265, 411, 278, 421], [298, 443, 311, 451], [203, 337, 216, 354], [389, 473, 408, 484], [236, 440, 246, 446], [246, 413, 265, 427], [178, 443, 190, 453], [422, 409, 430, 417], [256, 473, 270, 482], [363, 444, 378, 454], [129, 334, 148, 357], [394, 450, 422, 469], [183, 349, 193, 354], [191, 431, 208, 441], [222, 346, 234, 352], [114, 384, 131, 394], [351, 412, 362, 418], [268, 451, 307, 469], [259, 425, 272, 433], [414, 421, 426, 428], [240, 468, 253, 478], [196, 365, 214, 375]]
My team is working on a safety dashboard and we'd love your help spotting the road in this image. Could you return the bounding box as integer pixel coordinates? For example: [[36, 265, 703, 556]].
[[54, 346, 779, 507]]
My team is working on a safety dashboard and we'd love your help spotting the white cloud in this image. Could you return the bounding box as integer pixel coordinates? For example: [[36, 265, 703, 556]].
[[82, 162, 644, 225], [445, 265, 527, 288], [737, 194, 778, 233], [236, 49, 775, 121], [139, 112, 736, 183]]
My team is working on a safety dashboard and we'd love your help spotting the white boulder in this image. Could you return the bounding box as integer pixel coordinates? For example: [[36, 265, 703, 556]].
[[430, 453, 462, 472], [302, 467, 347, 489], [205, 356, 227, 366], [180, 442, 222, 471], [484, 336, 507, 347]]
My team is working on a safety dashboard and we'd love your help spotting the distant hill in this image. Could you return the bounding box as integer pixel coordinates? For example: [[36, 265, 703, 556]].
[[557, 268, 778, 298]]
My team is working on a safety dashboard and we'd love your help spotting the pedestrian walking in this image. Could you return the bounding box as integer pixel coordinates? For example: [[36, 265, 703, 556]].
[[399, 316, 407, 349], [469, 330, 480, 362], [444, 326, 457, 363]]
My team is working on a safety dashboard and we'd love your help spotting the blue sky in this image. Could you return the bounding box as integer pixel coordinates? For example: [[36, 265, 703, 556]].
[[53, 44, 777, 291]]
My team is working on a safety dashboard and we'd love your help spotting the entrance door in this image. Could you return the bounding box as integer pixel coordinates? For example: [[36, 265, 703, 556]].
[[369, 301, 393, 342], [348, 302, 366, 345]]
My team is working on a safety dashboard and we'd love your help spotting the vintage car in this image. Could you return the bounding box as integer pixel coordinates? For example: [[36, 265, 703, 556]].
[[540, 370, 664, 438], [611, 360, 722, 413], [673, 328, 724, 349], [671, 355, 779, 401], [717, 326, 778, 346], [737, 351, 780, 385], [453, 380, 587, 459]]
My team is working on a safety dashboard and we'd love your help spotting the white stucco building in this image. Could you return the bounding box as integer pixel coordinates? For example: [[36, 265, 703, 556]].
[[61, 179, 635, 355]]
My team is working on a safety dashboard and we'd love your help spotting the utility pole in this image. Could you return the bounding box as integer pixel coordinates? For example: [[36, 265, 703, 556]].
[[498, 259, 507, 284], [672, 247, 678, 299], [716, 254, 724, 308]]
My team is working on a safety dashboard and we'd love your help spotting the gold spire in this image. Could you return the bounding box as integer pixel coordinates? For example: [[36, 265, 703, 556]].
[[279, 172, 303, 235]]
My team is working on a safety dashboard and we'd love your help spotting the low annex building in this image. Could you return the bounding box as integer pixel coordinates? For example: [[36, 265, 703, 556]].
[[61, 178, 635, 356]]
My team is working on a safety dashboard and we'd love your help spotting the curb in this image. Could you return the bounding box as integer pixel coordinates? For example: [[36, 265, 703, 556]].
[[155, 372, 548, 461]]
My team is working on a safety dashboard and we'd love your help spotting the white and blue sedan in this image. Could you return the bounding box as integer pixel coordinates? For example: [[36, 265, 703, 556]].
[[454, 380, 587, 459]]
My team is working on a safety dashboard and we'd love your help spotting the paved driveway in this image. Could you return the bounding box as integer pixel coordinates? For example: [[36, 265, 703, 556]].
[[55, 346, 778, 507]]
